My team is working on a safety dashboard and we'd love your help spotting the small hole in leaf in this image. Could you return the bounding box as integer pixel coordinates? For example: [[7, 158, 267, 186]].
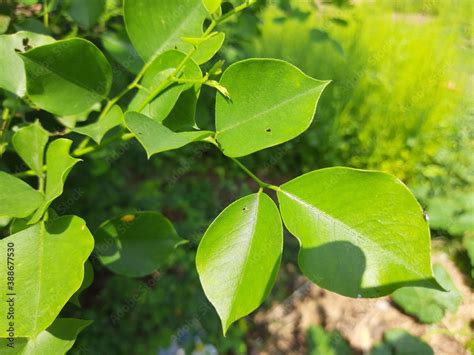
[[266, 128, 272, 133]]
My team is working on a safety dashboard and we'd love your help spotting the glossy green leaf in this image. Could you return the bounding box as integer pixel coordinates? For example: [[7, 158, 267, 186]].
[[95, 211, 182, 277], [124, 0, 207, 61], [30, 139, 81, 224], [392, 263, 461, 323], [12, 121, 49, 176], [277, 167, 440, 298], [125, 112, 212, 158], [0, 172, 43, 218], [202, 0, 222, 15], [67, 0, 105, 29], [0, 318, 92, 354], [70, 261, 94, 307], [20, 38, 112, 116], [0, 216, 94, 337], [196, 192, 283, 334], [371, 329, 434, 355], [192, 32, 225, 65], [73, 105, 123, 144], [129, 50, 202, 123], [101, 31, 144, 75], [0, 31, 54, 96], [215, 59, 330, 157]]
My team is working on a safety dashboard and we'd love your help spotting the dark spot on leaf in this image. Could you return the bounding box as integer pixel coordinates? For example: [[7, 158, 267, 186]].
[[242, 207, 249, 212], [266, 128, 272, 133]]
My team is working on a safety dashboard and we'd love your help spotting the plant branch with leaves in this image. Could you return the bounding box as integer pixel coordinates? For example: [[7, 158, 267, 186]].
[[0, 0, 441, 349]]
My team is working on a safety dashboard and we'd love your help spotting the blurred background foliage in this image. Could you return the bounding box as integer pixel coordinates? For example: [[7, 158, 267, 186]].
[[0, 0, 472, 353]]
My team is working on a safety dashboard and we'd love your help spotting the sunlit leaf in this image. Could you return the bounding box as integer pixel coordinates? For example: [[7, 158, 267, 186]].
[[0, 216, 94, 337], [277, 167, 440, 298], [124, 0, 207, 61], [0, 318, 92, 354], [0, 172, 43, 219], [95, 211, 182, 277], [12, 121, 49, 176], [20, 39, 112, 116], [0, 31, 54, 96], [215, 59, 330, 157], [196, 192, 283, 334]]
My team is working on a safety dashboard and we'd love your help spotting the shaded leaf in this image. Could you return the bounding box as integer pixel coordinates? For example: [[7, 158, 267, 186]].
[[0, 318, 92, 354], [101, 31, 144, 75], [215, 59, 330, 157], [129, 50, 201, 122], [0, 172, 43, 218], [125, 112, 212, 158], [67, 0, 105, 29], [196, 192, 283, 334], [95, 211, 182, 277], [20, 38, 112, 116], [392, 263, 461, 323], [371, 329, 433, 355], [0, 216, 94, 337], [70, 261, 94, 307], [277, 167, 440, 298], [30, 139, 81, 224], [12, 120, 49, 176]]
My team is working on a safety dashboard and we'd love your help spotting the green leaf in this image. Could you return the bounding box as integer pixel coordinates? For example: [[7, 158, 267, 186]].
[[12, 121, 49, 176], [20, 38, 112, 116], [464, 235, 474, 277], [0, 215, 94, 337], [124, 0, 207, 62], [371, 329, 434, 355], [67, 0, 105, 29], [0, 318, 92, 354], [0, 172, 43, 218], [125, 112, 212, 158], [202, 0, 221, 15], [95, 211, 182, 277], [128, 50, 202, 123], [30, 139, 81, 224], [392, 263, 461, 323], [277, 167, 440, 298], [196, 192, 283, 334], [192, 32, 225, 65], [73, 105, 123, 144], [70, 261, 94, 307], [101, 31, 144, 75], [215, 59, 330, 157], [307, 326, 351, 355], [163, 86, 200, 131], [0, 31, 54, 96]]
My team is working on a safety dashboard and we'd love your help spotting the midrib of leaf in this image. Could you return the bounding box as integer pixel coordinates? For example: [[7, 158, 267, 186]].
[[280, 189, 428, 280], [216, 84, 324, 135], [145, 2, 203, 61], [22, 56, 106, 98], [32, 222, 45, 336], [226, 194, 260, 327]]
